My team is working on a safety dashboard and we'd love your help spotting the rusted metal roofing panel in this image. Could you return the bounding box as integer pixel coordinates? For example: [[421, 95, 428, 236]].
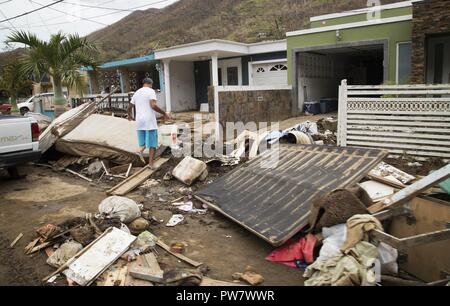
[[196, 145, 388, 246]]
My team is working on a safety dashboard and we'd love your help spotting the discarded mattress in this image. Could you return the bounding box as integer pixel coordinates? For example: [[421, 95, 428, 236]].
[[55, 114, 142, 164], [196, 145, 387, 246], [39, 102, 97, 153]]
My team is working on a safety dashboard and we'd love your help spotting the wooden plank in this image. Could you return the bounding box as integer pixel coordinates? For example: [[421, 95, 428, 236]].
[[107, 158, 169, 196], [368, 164, 450, 213], [201, 277, 246, 286], [128, 253, 163, 283], [367, 173, 406, 189], [66, 169, 93, 182], [156, 240, 203, 268], [400, 229, 450, 248], [43, 228, 114, 282], [10, 233, 23, 248]]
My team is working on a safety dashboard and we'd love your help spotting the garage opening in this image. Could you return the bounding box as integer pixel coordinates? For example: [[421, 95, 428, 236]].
[[296, 43, 385, 112]]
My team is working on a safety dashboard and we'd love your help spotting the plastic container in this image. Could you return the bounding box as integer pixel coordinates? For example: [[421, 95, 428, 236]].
[[159, 125, 178, 147], [320, 98, 338, 113], [304, 101, 320, 115]]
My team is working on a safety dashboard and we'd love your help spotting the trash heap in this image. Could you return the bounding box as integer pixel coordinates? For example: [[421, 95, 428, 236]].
[[24, 196, 216, 286]]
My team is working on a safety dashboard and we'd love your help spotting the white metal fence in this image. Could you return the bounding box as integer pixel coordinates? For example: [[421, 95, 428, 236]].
[[338, 80, 450, 160]]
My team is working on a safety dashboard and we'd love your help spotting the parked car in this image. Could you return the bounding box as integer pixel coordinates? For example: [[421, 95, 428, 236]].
[[17, 92, 70, 116], [0, 115, 41, 178], [0, 101, 12, 115]]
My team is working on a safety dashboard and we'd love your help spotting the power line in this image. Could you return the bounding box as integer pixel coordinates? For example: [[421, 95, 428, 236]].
[[30, 0, 108, 26], [0, 0, 64, 24], [0, 0, 13, 5], [0, 0, 172, 29], [62, 0, 150, 12]]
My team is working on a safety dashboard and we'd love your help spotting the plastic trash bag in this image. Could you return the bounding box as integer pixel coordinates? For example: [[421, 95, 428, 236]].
[[318, 224, 347, 262], [98, 196, 141, 223], [378, 242, 398, 275]]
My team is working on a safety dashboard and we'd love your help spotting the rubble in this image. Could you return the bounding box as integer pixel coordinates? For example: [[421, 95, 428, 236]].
[[172, 156, 207, 186]]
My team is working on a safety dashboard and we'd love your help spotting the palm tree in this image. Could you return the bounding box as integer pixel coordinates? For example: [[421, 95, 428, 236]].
[[6, 31, 98, 116], [0, 60, 33, 112]]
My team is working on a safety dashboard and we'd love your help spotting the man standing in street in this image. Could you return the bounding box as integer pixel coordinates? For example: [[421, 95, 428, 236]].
[[128, 78, 170, 169]]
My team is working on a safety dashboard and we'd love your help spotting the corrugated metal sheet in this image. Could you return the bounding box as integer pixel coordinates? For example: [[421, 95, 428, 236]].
[[196, 145, 387, 246]]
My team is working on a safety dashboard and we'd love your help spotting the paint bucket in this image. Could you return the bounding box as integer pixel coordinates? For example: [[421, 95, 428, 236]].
[[159, 125, 178, 147], [281, 131, 313, 145]]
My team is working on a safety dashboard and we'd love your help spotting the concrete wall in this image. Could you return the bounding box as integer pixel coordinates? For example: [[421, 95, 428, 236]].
[[209, 87, 292, 127], [411, 0, 450, 84], [170, 61, 197, 112]]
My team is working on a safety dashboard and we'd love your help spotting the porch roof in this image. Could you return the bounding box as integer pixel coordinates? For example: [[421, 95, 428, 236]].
[[154, 39, 286, 61], [81, 54, 156, 71]]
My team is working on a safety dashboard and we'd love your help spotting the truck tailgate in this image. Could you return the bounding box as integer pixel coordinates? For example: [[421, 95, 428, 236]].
[[0, 116, 33, 154]]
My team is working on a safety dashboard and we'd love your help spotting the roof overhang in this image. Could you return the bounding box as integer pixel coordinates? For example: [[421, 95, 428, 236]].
[[287, 15, 412, 37], [154, 39, 286, 61], [81, 54, 156, 71], [309, 0, 421, 22]]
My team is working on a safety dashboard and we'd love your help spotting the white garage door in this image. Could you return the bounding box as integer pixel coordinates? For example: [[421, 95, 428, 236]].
[[252, 62, 288, 86]]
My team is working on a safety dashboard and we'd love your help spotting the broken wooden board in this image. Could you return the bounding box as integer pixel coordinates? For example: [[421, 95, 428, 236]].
[[10, 233, 23, 248], [107, 158, 169, 196], [197, 144, 388, 246], [129, 253, 164, 283], [201, 277, 247, 286], [64, 227, 136, 286], [156, 240, 203, 268], [388, 196, 450, 282], [125, 256, 154, 286], [369, 163, 450, 213]]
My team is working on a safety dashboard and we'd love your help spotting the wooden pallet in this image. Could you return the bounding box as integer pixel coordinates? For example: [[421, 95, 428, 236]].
[[107, 158, 169, 196]]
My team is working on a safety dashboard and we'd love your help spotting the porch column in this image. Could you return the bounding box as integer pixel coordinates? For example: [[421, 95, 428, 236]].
[[211, 54, 220, 140], [117, 69, 125, 93], [163, 60, 172, 113]]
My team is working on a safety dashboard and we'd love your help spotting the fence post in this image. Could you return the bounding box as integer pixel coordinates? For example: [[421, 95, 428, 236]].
[[338, 79, 348, 147]]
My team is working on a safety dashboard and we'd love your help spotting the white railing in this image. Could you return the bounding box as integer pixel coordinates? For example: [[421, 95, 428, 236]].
[[338, 80, 450, 160]]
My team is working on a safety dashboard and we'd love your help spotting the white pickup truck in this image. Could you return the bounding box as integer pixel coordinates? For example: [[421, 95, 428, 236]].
[[0, 115, 41, 178]]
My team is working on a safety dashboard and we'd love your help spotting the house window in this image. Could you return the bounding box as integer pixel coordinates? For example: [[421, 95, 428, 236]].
[[433, 43, 444, 84], [397, 42, 412, 84], [270, 64, 288, 71], [256, 67, 265, 73], [227, 67, 239, 86]]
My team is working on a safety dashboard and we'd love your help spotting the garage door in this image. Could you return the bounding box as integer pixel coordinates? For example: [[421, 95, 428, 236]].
[[252, 62, 288, 86]]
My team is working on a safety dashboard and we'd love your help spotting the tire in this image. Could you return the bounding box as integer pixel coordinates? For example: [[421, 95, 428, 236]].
[[20, 107, 30, 116], [7, 167, 26, 179]]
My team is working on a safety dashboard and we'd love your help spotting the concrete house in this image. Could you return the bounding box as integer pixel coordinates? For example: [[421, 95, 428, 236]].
[[286, 0, 419, 114], [154, 39, 287, 113], [84, 39, 288, 114]]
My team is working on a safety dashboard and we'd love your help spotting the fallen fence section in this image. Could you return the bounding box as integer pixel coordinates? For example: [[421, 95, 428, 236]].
[[338, 80, 450, 160], [196, 144, 387, 246]]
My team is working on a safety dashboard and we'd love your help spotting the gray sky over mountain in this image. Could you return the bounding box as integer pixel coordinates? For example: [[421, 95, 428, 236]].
[[0, 0, 179, 50]]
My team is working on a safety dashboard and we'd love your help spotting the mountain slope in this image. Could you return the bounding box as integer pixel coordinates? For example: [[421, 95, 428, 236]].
[[89, 0, 402, 61]]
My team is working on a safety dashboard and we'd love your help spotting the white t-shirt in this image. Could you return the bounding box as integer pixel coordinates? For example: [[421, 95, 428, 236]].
[[131, 87, 158, 131]]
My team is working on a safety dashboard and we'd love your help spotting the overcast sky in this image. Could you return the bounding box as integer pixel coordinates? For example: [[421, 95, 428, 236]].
[[0, 0, 179, 51]]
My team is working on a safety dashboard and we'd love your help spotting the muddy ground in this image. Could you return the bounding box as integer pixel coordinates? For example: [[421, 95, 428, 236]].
[[0, 162, 304, 286]]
